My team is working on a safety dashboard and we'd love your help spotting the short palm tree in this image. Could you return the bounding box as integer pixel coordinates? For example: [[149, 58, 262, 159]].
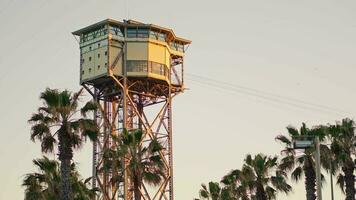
[[196, 181, 234, 200], [327, 118, 355, 200], [105, 129, 165, 200], [275, 123, 329, 200], [236, 154, 291, 200], [221, 169, 250, 200], [29, 88, 98, 200], [22, 156, 97, 200]]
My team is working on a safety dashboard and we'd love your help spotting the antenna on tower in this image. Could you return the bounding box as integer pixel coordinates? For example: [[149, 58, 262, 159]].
[[125, 0, 130, 20]]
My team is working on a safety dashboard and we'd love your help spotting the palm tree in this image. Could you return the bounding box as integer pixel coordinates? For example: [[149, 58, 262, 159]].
[[221, 169, 250, 200], [22, 156, 97, 200], [196, 181, 234, 200], [29, 88, 98, 200], [275, 123, 329, 200], [327, 118, 355, 200], [233, 154, 291, 200], [105, 129, 165, 200]]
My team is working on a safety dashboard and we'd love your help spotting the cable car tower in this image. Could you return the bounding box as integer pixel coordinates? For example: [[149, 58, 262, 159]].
[[73, 19, 191, 200]]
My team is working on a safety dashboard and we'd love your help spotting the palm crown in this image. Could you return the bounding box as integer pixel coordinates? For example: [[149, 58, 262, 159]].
[[197, 181, 234, 200], [275, 123, 330, 200], [327, 118, 355, 200], [234, 154, 291, 200], [103, 129, 165, 200], [22, 156, 97, 200], [28, 88, 98, 200]]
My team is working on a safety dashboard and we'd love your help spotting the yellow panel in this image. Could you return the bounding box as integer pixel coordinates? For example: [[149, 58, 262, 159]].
[[109, 46, 123, 76], [127, 71, 148, 77], [127, 42, 148, 60], [165, 48, 170, 68], [148, 43, 166, 64], [148, 73, 169, 82]]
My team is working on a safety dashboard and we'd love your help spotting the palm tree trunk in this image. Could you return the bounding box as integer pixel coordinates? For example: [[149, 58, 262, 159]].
[[58, 126, 73, 200], [256, 183, 267, 200], [60, 159, 72, 200], [133, 175, 142, 200], [343, 164, 355, 200], [134, 184, 141, 200], [304, 164, 317, 200]]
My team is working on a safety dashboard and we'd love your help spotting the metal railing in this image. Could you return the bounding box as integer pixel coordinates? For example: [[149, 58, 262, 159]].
[[126, 60, 167, 77]]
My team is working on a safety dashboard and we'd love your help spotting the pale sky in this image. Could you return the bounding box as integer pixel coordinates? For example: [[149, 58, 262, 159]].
[[0, 0, 356, 199]]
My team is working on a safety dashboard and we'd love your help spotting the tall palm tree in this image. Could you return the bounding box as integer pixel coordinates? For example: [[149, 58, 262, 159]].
[[233, 154, 291, 200], [196, 181, 234, 200], [22, 156, 97, 200], [275, 123, 329, 200], [327, 118, 355, 200], [29, 88, 98, 200], [105, 129, 165, 200]]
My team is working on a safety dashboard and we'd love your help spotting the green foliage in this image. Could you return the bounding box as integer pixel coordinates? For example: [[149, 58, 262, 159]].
[[197, 154, 291, 200], [102, 129, 165, 200], [326, 118, 355, 200], [275, 123, 330, 200], [29, 88, 99, 155], [29, 88, 99, 200], [196, 182, 234, 200], [22, 156, 97, 200]]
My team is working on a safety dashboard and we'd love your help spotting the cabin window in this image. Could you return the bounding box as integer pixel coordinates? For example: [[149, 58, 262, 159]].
[[170, 42, 184, 52], [98, 54, 100, 58], [105, 51, 108, 56], [97, 65, 100, 69], [89, 46, 92, 51], [170, 42, 177, 51], [158, 33, 166, 42], [177, 43, 184, 52], [137, 29, 149, 38], [98, 43, 101, 48], [103, 29, 108, 35], [150, 62, 165, 75], [127, 28, 137, 38], [149, 31, 158, 40], [89, 57, 92, 61], [127, 28, 149, 38], [127, 60, 148, 72], [89, 68, 92, 73], [109, 25, 124, 37]]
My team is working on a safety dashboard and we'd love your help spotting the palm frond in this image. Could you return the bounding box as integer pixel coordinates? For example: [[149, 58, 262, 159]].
[[80, 100, 98, 117], [70, 88, 84, 111], [40, 134, 56, 153], [336, 174, 345, 193], [30, 123, 50, 142], [286, 126, 299, 137], [275, 135, 292, 146], [290, 166, 303, 182], [58, 90, 72, 108], [40, 88, 60, 108]]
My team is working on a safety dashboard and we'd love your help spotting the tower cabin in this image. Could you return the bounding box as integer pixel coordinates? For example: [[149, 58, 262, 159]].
[[72, 19, 191, 87]]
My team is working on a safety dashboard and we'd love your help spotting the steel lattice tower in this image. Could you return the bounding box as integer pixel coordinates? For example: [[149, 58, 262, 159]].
[[73, 19, 190, 200]]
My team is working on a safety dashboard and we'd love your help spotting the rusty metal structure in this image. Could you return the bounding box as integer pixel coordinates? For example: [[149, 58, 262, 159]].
[[73, 19, 190, 200]]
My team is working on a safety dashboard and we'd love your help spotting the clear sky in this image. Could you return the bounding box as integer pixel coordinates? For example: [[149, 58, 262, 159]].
[[0, 0, 355, 199]]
